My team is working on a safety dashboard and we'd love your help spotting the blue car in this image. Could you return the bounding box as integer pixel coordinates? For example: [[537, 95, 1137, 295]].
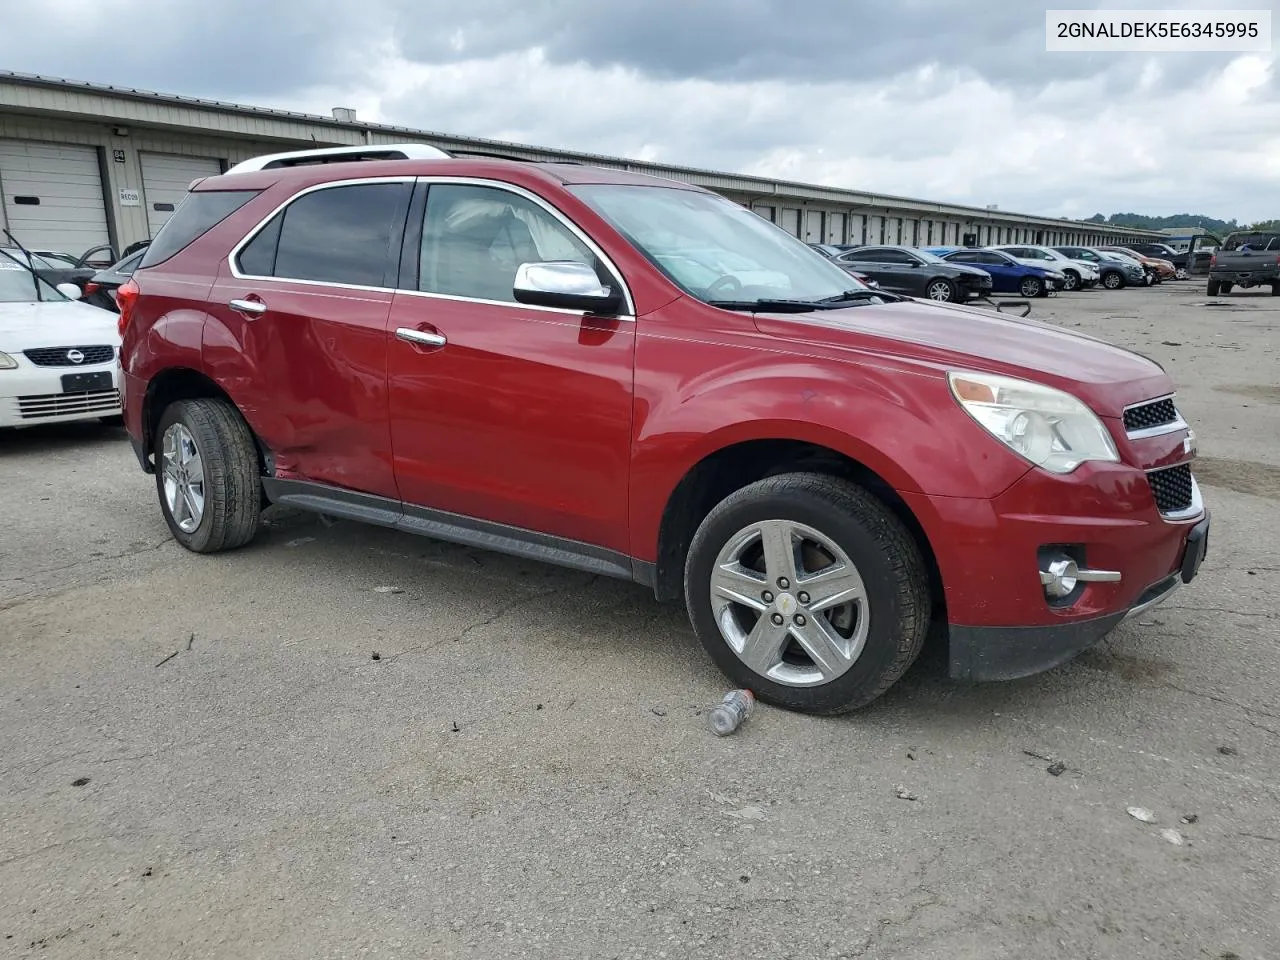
[[924, 246, 1064, 298]]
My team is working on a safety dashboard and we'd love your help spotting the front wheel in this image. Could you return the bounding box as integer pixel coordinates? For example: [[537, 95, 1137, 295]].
[[1102, 271, 1123, 290], [154, 398, 262, 553], [1061, 270, 1080, 291], [684, 473, 931, 714], [1175, 267, 1188, 280], [1019, 276, 1045, 298], [925, 278, 958, 302]]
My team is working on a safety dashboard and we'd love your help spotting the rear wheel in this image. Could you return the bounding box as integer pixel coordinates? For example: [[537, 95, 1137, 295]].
[[1102, 271, 1123, 290], [154, 398, 262, 553], [1019, 276, 1045, 298], [1206, 279, 1221, 296], [684, 473, 930, 714], [1220, 282, 1234, 294], [925, 278, 958, 302]]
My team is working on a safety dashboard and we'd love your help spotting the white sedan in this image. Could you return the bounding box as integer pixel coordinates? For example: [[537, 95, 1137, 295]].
[[0, 253, 122, 428]]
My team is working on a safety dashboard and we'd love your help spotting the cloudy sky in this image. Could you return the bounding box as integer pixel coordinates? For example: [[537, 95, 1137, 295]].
[[3, 0, 1277, 222]]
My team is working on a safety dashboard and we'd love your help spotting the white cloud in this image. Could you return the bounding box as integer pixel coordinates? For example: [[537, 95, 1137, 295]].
[[268, 47, 1280, 222]]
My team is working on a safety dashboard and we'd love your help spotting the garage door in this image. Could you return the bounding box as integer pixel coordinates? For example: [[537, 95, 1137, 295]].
[[0, 140, 110, 257], [140, 153, 223, 238]]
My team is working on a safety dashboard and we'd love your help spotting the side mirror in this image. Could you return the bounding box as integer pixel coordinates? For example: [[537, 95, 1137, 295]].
[[513, 261, 621, 314], [56, 282, 83, 300]]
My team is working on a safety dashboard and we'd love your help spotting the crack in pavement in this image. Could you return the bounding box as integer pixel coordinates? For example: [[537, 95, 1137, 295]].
[[384, 586, 562, 664], [0, 537, 172, 585]]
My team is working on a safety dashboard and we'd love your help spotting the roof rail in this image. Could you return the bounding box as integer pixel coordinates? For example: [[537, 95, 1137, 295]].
[[224, 142, 452, 174]]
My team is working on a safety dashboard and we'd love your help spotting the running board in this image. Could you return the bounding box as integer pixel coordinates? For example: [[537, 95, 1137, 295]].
[[261, 478, 638, 582]]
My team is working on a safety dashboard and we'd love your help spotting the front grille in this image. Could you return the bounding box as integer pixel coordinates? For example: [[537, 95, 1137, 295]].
[[23, 345, 115, 367], [17, 389, 121, 420], [1147, 464, 1194, 514], [1124, 397, 1178, 434]]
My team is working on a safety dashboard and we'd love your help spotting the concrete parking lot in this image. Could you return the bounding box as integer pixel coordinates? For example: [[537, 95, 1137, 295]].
[[2, 282, 1277, 960]]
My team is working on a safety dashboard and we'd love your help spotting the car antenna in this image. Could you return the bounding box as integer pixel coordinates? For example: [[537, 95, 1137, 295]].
[[1, 226, 43, 302]]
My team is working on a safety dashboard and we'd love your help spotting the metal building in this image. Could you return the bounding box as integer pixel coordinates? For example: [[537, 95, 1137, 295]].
[[0, 71, 1162, 260]]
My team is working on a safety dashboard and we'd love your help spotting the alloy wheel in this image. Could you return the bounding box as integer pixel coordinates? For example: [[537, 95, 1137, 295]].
[[161, 423, 206, 534], [708, 519, 870, 687], [926, 280, 954, 301]]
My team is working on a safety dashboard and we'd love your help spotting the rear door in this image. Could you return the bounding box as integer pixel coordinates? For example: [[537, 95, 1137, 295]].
[[385, 179, 636, 553], [206, 178, 413, 500]]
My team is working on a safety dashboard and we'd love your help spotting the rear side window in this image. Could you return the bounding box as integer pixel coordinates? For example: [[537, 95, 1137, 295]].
[[140, 190, 259, 267], [235, 183, 411, 287]]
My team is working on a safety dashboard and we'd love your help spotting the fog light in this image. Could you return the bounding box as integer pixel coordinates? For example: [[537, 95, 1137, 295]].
[[1041, 556, 1078, 598]]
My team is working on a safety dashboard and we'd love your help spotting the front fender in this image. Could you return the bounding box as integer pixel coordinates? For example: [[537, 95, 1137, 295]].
[[627, 335, 1031, 563]]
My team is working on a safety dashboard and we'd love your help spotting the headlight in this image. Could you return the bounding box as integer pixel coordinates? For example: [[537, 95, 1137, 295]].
[[948, 371, 1119, 474], [0, 351, 17, 370]]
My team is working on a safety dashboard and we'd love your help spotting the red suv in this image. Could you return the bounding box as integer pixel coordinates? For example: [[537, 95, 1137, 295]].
[[117, 146, 1209, 714]]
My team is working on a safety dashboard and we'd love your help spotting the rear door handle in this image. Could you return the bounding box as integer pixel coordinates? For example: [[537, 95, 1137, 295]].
[[229, 298, 267, 317], [395, 327, 447, 348]]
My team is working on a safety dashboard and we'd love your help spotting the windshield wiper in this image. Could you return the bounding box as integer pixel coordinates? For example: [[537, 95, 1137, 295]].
[[705, 298, 827, 313], [817, 289, 903, 304]]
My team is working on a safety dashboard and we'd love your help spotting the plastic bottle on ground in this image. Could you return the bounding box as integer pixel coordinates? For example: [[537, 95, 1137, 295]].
[[708, 689, 755, 736]]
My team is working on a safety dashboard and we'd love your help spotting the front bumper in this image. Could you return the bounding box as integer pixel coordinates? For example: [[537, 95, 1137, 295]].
[[949, 513, 1208, 680], [900, 458, 1209, 681], [0, 358, 121, 428]]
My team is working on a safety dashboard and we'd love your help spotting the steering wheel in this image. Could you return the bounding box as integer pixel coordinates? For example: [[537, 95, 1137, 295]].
[[704, 274, 743, 298]]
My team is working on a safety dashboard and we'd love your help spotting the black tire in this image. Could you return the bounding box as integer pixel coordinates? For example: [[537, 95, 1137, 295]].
[[924, 278, 958, 302], [1271, 284, 1280, 296], [1220, 282, 1234, 294], [1206, 279, 1221, 296], [683, 473, 930, 714], [1102, 270, 1124, 290], [1019, 276, 1045, 298], [154, 398, 261, 553], [1061, 270, 1080, 291]]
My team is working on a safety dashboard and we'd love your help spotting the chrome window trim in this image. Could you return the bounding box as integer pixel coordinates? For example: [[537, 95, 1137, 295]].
[[226, 175, 636, 320]]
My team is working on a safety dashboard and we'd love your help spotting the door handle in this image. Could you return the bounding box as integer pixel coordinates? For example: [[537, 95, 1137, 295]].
[[229, 298, 267, 318], [395, 327, 447, 348]]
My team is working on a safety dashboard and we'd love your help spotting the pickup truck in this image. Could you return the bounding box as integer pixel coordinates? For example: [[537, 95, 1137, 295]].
[[1207, 231, 1280, 296]]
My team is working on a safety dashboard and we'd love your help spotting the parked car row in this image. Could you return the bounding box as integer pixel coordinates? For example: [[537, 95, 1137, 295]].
[[807, 241, 1172, 302]]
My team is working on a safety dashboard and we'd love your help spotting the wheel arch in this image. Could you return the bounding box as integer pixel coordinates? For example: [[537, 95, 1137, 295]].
[[142, 368, 269, 482], [650, 437, 944, 617]]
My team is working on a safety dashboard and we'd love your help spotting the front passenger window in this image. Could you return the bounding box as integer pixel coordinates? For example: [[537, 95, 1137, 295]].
[[418, 184, 607, 304]]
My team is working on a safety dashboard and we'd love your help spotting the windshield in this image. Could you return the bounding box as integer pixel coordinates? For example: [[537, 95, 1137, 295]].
[[1, 248, 56, 270], [569, 184, 869, 304], [1223, 233, 1280, 251], [911, 248, 951, 264], [0, 251, 68, 302]]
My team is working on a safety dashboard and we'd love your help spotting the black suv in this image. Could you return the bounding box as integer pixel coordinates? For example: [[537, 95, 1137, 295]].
[[835, 245, 993, 302]]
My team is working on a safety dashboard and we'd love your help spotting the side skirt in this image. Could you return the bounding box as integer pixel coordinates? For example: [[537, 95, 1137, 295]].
[[262, 478, 642, 583]]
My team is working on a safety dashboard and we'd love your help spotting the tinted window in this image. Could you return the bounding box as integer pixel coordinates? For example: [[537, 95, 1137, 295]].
[[946, 252, 980, 263], [140, 190, 259, 267], [271, 183, 409, 287], [844, 248, 903, 263], [419, 183, 607, 303], [237, 215, 283, 277]]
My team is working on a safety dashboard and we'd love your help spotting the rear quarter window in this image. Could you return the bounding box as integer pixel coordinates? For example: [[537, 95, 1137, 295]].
[[139, 190, 260, 267]]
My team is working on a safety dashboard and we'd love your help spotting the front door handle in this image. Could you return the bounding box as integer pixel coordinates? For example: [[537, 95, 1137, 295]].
[[395, 327, 447, 348], [229, 298, 267, 318]]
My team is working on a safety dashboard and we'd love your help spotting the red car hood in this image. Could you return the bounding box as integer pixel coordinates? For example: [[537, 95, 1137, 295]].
[[752, 297, 1171, 418]]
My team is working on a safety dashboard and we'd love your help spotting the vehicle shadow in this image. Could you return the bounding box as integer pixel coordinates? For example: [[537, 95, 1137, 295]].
[[0, 420, 127, 457]]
